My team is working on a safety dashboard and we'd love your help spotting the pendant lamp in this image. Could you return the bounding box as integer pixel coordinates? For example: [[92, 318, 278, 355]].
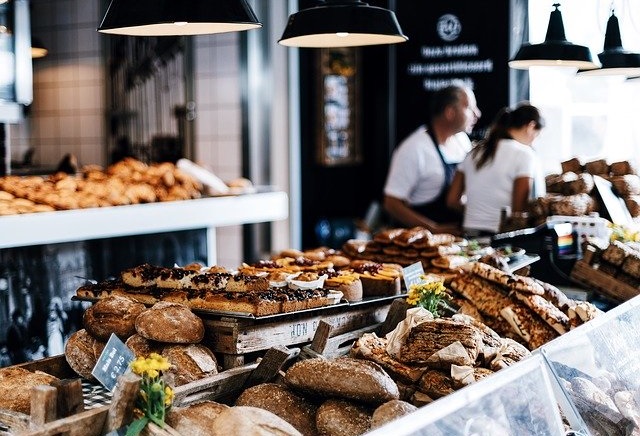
[[509, 3, 598, 70], [279, 0, 407, 48], [31, 37, 48, 58], [98, 0, 262, 36], [578, 10, 640, 76]]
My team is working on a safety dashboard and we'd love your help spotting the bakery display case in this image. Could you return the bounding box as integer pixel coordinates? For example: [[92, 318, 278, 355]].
[[366, 354, 566, 436]]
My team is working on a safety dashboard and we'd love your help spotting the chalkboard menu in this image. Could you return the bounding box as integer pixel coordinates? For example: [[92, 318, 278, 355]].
[[394, 0, 528, 142]]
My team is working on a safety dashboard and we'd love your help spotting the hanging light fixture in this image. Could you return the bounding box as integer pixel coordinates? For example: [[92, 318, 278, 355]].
[[578, 10, 640, 76], [97, 0, 262, 36], [31, 37, 48, 58], [279, 0, 407, 48], [509, 3, 598, 70]]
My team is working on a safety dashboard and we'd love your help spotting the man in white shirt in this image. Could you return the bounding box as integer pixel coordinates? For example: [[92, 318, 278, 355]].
[[383, 83, 481, 234]]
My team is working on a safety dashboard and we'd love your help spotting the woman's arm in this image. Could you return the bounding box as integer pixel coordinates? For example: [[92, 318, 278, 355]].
[[511, 176, 532, 212], [446, 171, 465, 213]]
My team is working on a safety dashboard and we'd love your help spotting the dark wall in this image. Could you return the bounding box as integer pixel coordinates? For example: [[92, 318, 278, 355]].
[[298, 0, 528, 248]]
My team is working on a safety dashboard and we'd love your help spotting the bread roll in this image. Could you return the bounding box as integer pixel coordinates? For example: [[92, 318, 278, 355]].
[[236, 383, 318, 436], [83, 295, 146, 341], [166, 401, 229, 435], [135, 301, 204, 343], [125, 334, 164, 358], [561, 158, 583, 174], [209, 406, 302, 436], [0, 367, 59, 414], [370, 400, 417, 429], [163, 344, 219, 386], [64, 329, 106, 380], [284, 357, 399, 405], [315, 399, 371, 436]]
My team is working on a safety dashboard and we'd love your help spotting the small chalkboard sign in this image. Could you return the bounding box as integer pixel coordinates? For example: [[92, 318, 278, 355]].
[[402, 261, 425, 290], [92, 333, 135, 392]]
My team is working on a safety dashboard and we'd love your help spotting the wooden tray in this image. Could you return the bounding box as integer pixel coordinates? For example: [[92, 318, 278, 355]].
[[570, 260, 639, 302]]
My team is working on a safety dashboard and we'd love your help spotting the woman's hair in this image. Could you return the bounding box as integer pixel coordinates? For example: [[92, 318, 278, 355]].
[[470, 102, 544, 170]]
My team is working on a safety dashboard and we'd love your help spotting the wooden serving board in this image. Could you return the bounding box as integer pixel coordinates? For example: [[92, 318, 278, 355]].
[[570, 260, 639, 302]]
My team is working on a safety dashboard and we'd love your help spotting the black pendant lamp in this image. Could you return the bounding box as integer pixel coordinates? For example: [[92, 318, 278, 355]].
[[31, 37, 48, 58], [579, 10, 640, 76], [509, 3, 598, 70], [98, 0, 262, 36], [279, 0, 407, 48]]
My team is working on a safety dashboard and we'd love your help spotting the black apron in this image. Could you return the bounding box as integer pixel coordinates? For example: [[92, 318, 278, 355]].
[[411, 129, 462, 224]]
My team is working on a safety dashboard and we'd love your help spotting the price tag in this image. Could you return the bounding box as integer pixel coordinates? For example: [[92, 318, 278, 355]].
[[402, 261, 425, 290], [92, 333, 135, 392]]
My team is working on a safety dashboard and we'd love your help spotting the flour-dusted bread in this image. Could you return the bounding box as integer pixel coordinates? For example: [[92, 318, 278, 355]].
[[236, 383, 318, 436], [284, 357, 399, 405], [370, 400, 417, 429], [124, 334, 164, 358], [166, 401, 229, 435], [209, 406, 302, 436], [315, 399, 372, 436], [0, 367, 59, 414], [135, 301, 204, 343], [163, 344, 218, 386], [83, 295, 146, 341], [64, 329, 106, 380]]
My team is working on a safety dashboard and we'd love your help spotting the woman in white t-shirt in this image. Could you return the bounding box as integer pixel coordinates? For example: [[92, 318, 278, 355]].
[[446, 103, 545, 235]]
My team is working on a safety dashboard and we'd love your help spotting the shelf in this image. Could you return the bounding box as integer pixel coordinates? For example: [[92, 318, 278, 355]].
[[0, 190, 288, 249]]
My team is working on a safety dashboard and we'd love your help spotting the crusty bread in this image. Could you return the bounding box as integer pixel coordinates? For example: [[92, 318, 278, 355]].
[[83, 295, 146, 341], [135, 302, 204, 343], [64, 329, 106, 380], [315, 399, 371, 436], [284, 357, 399, 405], [0, 367, 59, 414], [125, 334, 164, 358], [235, 383, 318, 436], [163, 344, 219, 386], [166, 401, 229, 435], [370, 400, 417, 429], [209, 406, 302, 436]]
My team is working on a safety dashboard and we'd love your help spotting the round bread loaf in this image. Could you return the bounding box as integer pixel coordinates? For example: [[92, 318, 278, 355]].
[[163, 344, 219, 386], [65, 329, 106, 380], [235, 383, 318, 436], [370, 399, 417, 429], [316, 399, 371, 436], [209, 406, 302, 436], [135, 301, 204, 343], [336, 278, 363, 302], [284, 357, 399, 405], [125, 334, 164, 358], [166, 401, 229, 435], [83, 295, 146, 341], [0, 367, 59, 414]]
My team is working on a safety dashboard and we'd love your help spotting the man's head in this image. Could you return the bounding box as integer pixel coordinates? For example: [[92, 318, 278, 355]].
[[11, 309, 24, 324], [429, 82, 481, 135]]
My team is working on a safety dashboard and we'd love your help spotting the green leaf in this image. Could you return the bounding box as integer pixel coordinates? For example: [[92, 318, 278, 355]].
[[125, 417, 149, 436]]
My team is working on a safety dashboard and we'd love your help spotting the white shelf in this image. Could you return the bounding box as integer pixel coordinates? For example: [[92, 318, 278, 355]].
[[0, 191, 288, 250]]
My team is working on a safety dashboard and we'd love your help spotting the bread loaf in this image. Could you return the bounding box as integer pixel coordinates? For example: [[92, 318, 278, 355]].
[[64, 329, 106, 380], [163, 344, 219, 386], [584, 159, 609, 175], [235, 383, 318, 436], [135, 301, 204, 343], [166, 401, 229, 435], [370, 400, 417, 429], [208, 406, 302, 436], [83, 295, 145, 341], [609, 161, 636, 176], [315, 399, 371, 436], [561, 158, 583, 174], [611, 175, 640, 196], [0, 367, 59, 414], [125, 334, 164, 358], [284, 357, 399, 405]]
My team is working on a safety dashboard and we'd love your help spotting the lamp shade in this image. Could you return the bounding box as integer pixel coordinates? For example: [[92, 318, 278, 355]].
[[279, 0, 407, 48], [98, 0, 262, 36], [509, 3, 598, 70], [578, 11, 640, 77], [31, 37, 48, 58]]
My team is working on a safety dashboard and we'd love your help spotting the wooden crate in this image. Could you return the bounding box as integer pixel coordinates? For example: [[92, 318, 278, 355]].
[[203, 298, 395, 368], [571, 260, 639, 302]]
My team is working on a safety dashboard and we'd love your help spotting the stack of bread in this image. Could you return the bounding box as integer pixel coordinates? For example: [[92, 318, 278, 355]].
[[166, 357, 414, 436], [583, 238, 640, 288], [65, 296, 219, 387], [0, 157, 202, 215]]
